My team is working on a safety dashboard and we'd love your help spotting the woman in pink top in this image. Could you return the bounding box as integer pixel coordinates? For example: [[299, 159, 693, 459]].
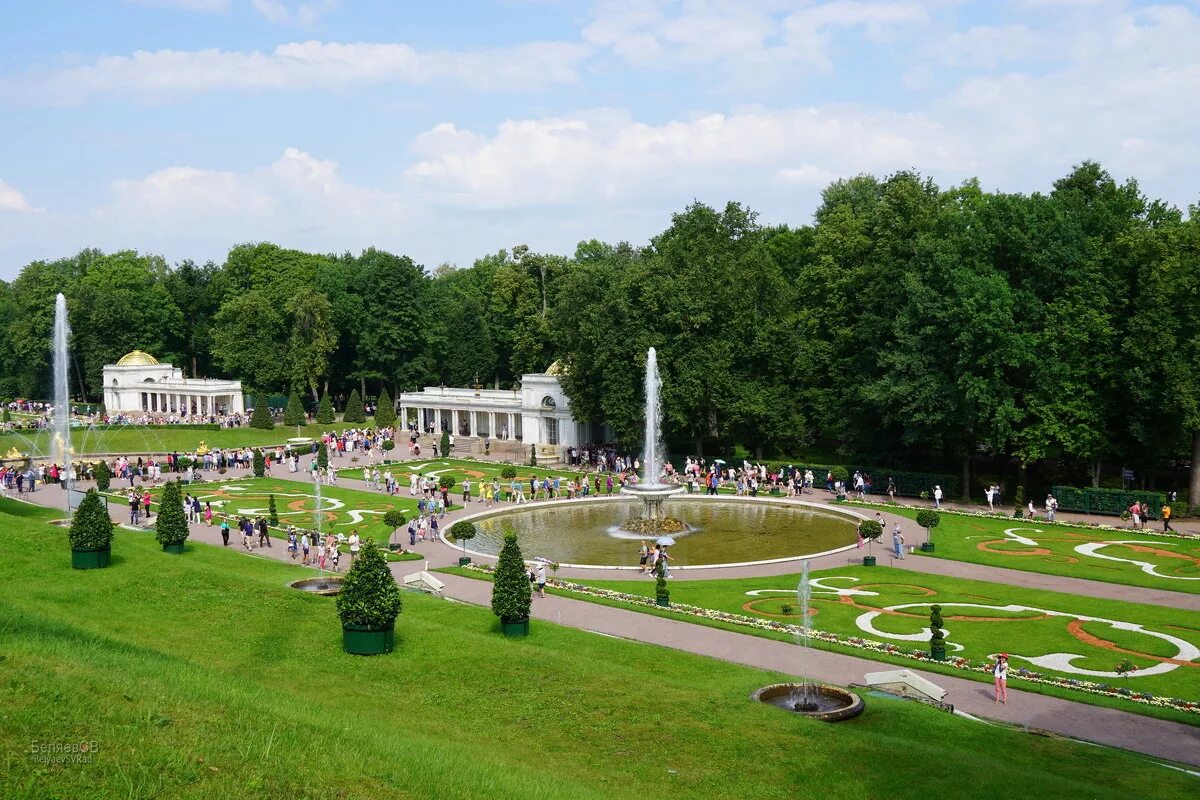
[[993, 654, 1009, 704]]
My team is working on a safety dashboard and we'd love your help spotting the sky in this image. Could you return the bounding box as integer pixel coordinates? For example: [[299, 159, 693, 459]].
[[0, 0, 1198, 276]]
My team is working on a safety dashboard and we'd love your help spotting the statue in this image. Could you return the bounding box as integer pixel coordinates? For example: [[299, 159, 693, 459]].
[[196, 441, 210, 456]]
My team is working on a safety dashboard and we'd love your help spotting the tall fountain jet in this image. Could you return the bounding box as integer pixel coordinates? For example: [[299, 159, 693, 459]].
[[52, 293, 75, 515], [621, 347, 682, 531]]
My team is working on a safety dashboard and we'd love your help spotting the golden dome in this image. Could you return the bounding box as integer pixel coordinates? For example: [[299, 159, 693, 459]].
[[116, 350, 159, 367], [546, 360, 566, 376]]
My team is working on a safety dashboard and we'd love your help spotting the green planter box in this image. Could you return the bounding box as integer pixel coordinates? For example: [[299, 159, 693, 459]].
[[500, 618, 529, 638], [458, 557, 472, 567], [930, 646, 946, 661], [71, 546, 111, 570], [656, 597, 670, 608], [920, 542, 935, 553], [162, 542, 186, 554], [862, 555, 877, 566], [342, 623, 395, 655]]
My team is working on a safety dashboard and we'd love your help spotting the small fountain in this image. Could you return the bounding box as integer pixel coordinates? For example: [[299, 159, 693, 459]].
[[751, 559, 865, 722], [44, 293, 77, 526], [620, 347, 684, 533], [290, 471, 344, 594]]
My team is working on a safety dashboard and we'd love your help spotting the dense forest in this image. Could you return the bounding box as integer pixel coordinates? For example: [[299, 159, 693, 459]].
[[1, 162, 1197, 497]]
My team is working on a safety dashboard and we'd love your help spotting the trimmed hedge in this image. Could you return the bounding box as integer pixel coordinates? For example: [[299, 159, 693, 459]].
[[1051, 485, 1167, 519]]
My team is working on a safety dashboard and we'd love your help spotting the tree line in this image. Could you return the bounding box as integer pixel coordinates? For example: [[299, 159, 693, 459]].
[[1, 162, 1196, 499]]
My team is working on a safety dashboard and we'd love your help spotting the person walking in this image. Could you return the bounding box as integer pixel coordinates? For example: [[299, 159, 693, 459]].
[[348, 532, 361, 564], [638, 541, 649, 572], [219, 518, 230, 546], [993, 654, 1009, 704], [129, 491, 140, 525], [142, 489, 153, 520], [204, 501, 213, 526], [985, 485, 995, 512], [932, 485, 943, 509], [1045, 494, 1057, 523], [534, 562, 547, 598], [301, 532, 311, 565], [1162, 503, 1173, 532], [891, 524, 905, 560], [257, 516, 271, 548]]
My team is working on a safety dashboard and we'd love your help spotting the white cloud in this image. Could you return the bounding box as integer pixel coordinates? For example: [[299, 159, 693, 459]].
[[0, 180, 35, 212], [8, 39, 591, 103], [250, 0, 338, 26]]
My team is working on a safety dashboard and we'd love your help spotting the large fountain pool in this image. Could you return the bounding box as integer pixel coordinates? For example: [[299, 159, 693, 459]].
[[465, 498, 858, 568]]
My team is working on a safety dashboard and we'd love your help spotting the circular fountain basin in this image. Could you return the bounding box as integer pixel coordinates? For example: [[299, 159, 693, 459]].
[[288, 576, 345, 595], [47, 519, 73, 527], [464, 498, 858, 568], [751, 683, 865, 722]]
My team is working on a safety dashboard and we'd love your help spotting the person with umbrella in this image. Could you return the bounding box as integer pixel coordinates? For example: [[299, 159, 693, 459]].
[[655, 536, 674, 578]]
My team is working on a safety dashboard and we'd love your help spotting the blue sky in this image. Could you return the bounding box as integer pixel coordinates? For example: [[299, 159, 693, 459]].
[[1, 0, 1197, 276]]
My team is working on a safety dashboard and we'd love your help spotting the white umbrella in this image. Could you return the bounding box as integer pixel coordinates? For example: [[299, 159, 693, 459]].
[[656, 536, 676, 546], [712, 459, 727, 464]]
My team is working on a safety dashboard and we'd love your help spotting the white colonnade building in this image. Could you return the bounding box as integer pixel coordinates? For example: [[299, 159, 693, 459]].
[[397, 364, 591, 451], [102, 351, 245, 416]]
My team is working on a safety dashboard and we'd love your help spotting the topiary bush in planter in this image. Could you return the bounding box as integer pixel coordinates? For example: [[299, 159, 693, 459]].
[[530, 444, 537, 467], [929, 604, 946, 660], [343, 389, 366, 424], [155, 480, 190, 553], [500, 465, 517, 480], [491, 532, 532, 637], [94, 459, 111, 492], [449, 520, 477, 566], [70, 488, 114, 569], [253, 449, 265, 478], [857, 519, 882, 566], [655, 559, 670, 607], [915, 510, 940, 551], [268, 494, 279, 526], [440, 430, 451, 458], [374, 387, 397, 428], [250, 393, 274, 430], [317, 442, 329, 471], [381, 438, 395, 462], [336, 540, 402, 655], [382, 509, 407, 549], [283, 393, 306, 426], [1013, 485, 1025, 518], [316, 392, 335, 424]]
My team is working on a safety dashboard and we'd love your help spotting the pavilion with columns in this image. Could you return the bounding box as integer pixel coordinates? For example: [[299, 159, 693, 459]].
[[102, 351, 245, 416], [397, 363, 592, 450]]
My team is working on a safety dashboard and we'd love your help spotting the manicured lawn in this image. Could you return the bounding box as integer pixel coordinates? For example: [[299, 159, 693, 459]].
[[112, 477, 454, 546], [2, 500, 1193, 799], [443, 564, 1200, 724], [336, 457, 612, 497], [2, 422, 345, 456], [850, 502, 1200, 594]]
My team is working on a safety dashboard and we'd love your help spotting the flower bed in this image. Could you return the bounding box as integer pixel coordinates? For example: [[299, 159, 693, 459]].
[[461, 563, 1199, 715], [841, 499, 1197, 542]]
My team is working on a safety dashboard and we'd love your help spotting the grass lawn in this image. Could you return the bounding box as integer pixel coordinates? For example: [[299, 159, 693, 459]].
[[442, 565, 1200, 725], [2, 423, 346, 457], [850, 502, 1200, 594], [336, 456, 601, 489], [2, 501, 1195, 799], [112, 477, 456, 547]]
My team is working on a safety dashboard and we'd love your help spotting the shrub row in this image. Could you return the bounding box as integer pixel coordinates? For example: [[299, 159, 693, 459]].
[[1050, 485, 1171, 519]]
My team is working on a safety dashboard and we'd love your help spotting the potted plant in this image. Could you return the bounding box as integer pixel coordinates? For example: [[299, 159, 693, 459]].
[[69, 488, 113, 569], [654, 559, 670, 607], [916, 510, 940, 552], [382, 509, 407, 550], [449, 520, 477, 566], [1013, 485, 1025, 519], [94, 459, 111, 492], [381, 438, 395, 463], [929, 604, 946, 661], [857, 519, 882, 566], [155, 479, 189, 554], [530, 444, 537, 467], [336, 540, 402, 655], [268, 494, 279, 526], [491, 532, 532, 637]]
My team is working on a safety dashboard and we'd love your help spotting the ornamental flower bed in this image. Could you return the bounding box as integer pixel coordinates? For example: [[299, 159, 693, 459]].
[[841, 499, 1197, 543], [462, 563, 1199, 715]]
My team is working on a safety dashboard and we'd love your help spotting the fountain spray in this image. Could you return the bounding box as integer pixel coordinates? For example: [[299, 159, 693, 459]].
[[52, 293, 75, 517]]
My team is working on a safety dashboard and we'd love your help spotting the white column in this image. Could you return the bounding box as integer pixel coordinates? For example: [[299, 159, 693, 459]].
[[507, 413, 514, 440]]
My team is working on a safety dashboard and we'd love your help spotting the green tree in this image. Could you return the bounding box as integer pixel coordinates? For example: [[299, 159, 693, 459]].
[[374, 387, 396, 428], [283, 393, 306, 426], [155, 480, 189, 548], [343, 388, 366, 423], [250, 393, 273, 430], [440, 430, 451, 458], [253, 449, 265, 478], [317, 441, 329, 470], [490, 532, 531, 624], [210, 290, 289, 390], [69, 488, 114, 550], [316, 392, 335, 424], [336, 540, 402, 629], [382, 509, 407, 547], [268, 493, 279, 525], [93, 459, 111, 492], [286, 289, 338, 402], [448, 520, 476, 557]]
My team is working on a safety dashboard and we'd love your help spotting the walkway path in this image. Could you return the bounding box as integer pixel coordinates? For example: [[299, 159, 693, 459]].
[[22, 475, 1200, 766]]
